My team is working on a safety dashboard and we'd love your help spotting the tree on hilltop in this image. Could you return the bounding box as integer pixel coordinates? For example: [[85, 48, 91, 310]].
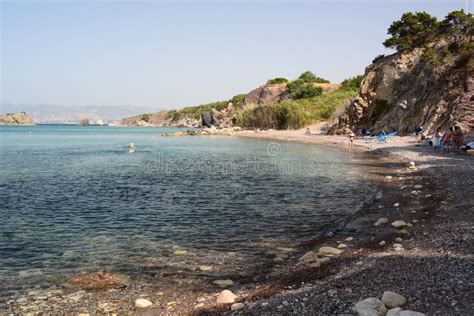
[[383, 11, 439, 51]]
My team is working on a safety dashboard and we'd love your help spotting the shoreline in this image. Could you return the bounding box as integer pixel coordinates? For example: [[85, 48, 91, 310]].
[[3, 129, 472, 315], [211, 129, 473, 314]]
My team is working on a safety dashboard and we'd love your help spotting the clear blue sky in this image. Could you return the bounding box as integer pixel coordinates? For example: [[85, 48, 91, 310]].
[[0, 0, 469, 110]]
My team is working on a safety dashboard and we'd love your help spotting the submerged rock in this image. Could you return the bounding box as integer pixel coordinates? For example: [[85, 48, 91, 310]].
[[69, 269, 129, 290], [353, 297, 387, 316], [216, 290, 237, 304], [374, 218, 389, 226], [173, 249, 188, 256], [382, 291, 407, 308]]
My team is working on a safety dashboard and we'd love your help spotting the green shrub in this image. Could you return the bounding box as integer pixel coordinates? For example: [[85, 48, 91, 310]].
[[341, 75, 364, 91], [266, 77, 289, 85], [142, 113, 151, 122], [298, 71, 330, 83], [230, 94, 246, 108]]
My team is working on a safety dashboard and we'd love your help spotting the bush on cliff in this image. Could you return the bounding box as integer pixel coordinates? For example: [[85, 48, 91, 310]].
[[298, 71, 330, 83], [266, 77, 289, 85]]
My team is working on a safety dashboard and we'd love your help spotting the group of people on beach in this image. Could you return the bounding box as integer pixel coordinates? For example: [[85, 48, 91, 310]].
[[345, 124, 472, 155], [421, 126, 470, 153]]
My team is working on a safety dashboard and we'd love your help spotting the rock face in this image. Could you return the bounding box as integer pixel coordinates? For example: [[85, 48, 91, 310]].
[[0, 112, 34, 125], [244, 83, 289, 106], [330, 40, 474, 135]]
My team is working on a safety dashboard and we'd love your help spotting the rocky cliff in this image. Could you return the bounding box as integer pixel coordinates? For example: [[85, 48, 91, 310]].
[[330, 42, 474, 135], [0, 112, 35, 125], [244, 82, 341, 106]]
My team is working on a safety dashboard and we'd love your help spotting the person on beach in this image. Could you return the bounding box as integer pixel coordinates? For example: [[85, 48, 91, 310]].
[[431, 130, 443, 152], [442, 127, 453, 152], [415, 126, 425, 142], [348, 130, 355, 154], [453, 126, 464, 151]]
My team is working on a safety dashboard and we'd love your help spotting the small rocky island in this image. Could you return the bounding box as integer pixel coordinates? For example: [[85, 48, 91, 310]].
[[0, 112, 35, 125]]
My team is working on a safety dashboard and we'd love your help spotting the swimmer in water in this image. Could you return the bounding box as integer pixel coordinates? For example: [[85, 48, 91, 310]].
[[128, 143, 136, 153]]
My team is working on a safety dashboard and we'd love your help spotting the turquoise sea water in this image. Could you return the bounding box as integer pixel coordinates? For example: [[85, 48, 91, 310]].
[[0, 125, 373, 296]]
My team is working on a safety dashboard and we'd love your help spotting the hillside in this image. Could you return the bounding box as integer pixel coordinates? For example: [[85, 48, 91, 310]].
[[119, 72, 355, 129], [330, 10, 474, 135], [0, 112, 34, 125]]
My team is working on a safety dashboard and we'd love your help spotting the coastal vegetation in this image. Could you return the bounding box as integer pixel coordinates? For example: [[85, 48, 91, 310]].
[[384, 10, 473, 66], [236, 83, 359, 129]]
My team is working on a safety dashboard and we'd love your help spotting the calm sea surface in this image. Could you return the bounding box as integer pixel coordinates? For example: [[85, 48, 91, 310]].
[[0, 125, 374, 296]]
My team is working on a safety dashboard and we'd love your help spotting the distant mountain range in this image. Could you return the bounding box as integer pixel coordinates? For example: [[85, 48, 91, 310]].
[[0, 104, 158, 124]]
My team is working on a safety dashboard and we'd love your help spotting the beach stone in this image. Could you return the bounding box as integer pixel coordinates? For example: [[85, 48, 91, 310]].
[[374, 218, 389, 226], [318, 246, 343, 256], [338, 243, 348, 249], [414, 184, 423, 189], [382, 291, 407, 308], [277, 247, 296, 253], [391, 220, 407, 228], [400, 311, 426, 316], [213, 279, 234, 287], [231, 302, 245, 311], [135, 298, 153, 308], [16, 297, 28, 304], [299, 251, 319, 263], [393, 202, 400, 207], [353, 297, 387, 316], [216, 290, 237, 304], [198, 265, 213, 272], [386, 307, 402, 316], [173, 249, 188, 256], [379, 240, 386, 246], [345, 236, 354, 242], [395, 237, 403, 242], [194, 303, 205, 309]]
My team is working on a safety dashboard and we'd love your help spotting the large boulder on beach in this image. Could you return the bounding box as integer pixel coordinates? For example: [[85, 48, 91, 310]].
[[201, 110, 220, 128], [353, 297, 387, 316], [382, 291, 407, 308]]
